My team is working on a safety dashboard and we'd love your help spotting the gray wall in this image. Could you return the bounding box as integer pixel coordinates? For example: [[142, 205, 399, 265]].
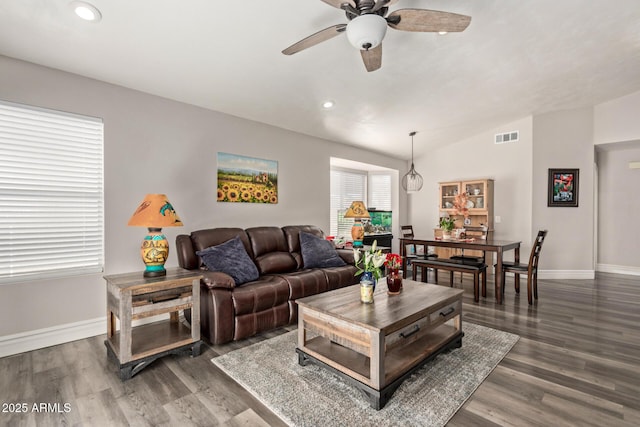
[[532, 108, 595, 275], [0, 55, 407, 337]]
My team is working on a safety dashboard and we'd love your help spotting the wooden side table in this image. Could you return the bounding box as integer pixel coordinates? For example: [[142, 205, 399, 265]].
[[104, 267, 203, 380]]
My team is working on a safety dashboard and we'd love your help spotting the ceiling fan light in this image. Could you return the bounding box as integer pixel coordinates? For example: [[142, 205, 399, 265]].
[[346, 14, 388, 50]]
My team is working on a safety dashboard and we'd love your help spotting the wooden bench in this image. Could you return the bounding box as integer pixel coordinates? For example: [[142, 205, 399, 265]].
[[412, 258, 487, 302]]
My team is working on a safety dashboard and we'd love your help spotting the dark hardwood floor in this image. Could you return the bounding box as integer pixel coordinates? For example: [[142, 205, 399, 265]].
[[1, 272, 639, 426]]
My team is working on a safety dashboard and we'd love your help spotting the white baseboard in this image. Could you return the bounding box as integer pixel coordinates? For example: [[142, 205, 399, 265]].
[[537, 270, 595, 280], [596, 263, 640, 276], [0, 317, 105, 358]]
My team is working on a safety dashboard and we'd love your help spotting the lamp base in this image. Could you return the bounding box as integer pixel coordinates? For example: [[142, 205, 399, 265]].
[[143, 267, 167, 278], [141, 228, 169, 278], [352, 240, 364, 247], [351, 221, 365, 248]]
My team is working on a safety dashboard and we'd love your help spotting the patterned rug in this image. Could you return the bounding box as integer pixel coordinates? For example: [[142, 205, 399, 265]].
[[212, 323, 518, 427]]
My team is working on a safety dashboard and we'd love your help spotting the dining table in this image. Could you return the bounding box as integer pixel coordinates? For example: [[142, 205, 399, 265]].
[[399, 237, 522, 304]]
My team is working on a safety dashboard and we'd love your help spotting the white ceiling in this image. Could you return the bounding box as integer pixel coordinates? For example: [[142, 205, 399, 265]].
[[2, 0, 640, 160]]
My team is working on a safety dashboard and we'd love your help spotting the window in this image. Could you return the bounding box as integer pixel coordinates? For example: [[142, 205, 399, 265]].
[[368, 173, 392, 211], [330, 168, 366, 237], [0, 100, 104, 283], [330, 167, 392, 238]]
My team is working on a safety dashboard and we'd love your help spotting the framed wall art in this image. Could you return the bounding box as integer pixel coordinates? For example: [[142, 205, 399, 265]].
[[548, 168, 579, 207], [217, 153, 278, 204]]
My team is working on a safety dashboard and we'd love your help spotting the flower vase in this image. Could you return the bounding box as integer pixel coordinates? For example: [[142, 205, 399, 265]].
[[360, 271, 375, 303], [386, 269, 402, 295], [361, 271, 376, 291]]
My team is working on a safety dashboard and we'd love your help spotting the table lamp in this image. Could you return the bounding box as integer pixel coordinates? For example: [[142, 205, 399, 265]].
[[343, 201, 370, 247], [128, 194, 183, 277]]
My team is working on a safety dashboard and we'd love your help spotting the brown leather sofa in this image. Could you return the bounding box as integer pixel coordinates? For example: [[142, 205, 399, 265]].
[[176, 225, 359, 345]]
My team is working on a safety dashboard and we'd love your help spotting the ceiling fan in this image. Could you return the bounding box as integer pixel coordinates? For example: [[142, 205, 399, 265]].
[[282, 0, 471, 72]]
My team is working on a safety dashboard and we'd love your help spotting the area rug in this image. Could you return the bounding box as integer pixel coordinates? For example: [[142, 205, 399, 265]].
[[212, 323, 518, 427]]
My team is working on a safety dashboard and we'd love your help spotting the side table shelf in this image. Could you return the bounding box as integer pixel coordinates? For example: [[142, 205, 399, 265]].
[[104, 268, 203, 380]]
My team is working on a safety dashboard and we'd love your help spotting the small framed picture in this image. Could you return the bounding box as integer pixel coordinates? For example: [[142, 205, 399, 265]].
[[548, 168, 579, 207]]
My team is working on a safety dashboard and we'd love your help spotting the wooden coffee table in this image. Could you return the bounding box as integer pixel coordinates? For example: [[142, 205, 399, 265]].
[[296, 279, 464, 410]]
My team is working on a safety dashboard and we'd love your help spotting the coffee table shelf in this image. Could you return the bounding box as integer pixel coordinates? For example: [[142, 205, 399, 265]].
[[302, 323, 458, 384]]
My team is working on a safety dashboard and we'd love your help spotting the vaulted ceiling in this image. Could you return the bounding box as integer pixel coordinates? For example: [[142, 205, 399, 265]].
[[2, 0, 640, 159]]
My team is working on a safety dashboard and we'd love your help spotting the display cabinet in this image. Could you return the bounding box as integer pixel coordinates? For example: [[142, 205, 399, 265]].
[[436, 179, 494, 259]]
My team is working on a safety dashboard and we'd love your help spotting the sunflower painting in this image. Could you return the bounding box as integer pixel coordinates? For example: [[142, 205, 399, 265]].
[[217, 153, 278, 204]]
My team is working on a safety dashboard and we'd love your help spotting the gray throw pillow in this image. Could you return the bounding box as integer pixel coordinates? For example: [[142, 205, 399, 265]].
[[300, 231, 347, 269], [196, 236, 259, 286]]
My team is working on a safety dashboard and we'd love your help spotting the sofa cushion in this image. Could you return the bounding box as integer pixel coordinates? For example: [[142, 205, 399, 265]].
[[232, 275, 290, 316], [246, 226, 297, 274], [196, 236, 259, 286], [300, 231, 346, 269], [322, 265, 360, 290], [280, 269, 329, 300]]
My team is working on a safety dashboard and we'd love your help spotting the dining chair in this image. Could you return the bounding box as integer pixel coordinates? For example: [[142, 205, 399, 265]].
[[401, 225, 436, 280], [498, 230, 548, 304], [449, 226, 488, 282]]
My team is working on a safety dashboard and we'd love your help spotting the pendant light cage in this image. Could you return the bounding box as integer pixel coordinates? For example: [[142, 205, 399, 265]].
[[401, 131, 423, 193]]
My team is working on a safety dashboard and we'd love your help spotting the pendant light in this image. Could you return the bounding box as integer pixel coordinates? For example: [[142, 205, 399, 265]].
[[401, 131, 424, 193]]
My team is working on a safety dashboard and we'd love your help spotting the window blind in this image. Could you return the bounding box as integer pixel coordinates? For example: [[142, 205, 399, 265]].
[[330, 168, 366, 237], [368, 173, 392, 211], [0, 100, 104, 283]]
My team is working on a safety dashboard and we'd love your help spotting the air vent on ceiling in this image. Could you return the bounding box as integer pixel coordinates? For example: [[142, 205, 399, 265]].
[[495, 131, 519, 144]]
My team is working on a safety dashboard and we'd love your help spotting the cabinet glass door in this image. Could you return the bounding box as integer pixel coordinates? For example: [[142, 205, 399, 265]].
[[464, 181, 486, 210], [440, 182, 461, 210]]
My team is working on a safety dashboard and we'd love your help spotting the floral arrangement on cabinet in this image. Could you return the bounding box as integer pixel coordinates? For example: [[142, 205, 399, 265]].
[[453, 192, 469, 218], [439, 216, 456, 232]]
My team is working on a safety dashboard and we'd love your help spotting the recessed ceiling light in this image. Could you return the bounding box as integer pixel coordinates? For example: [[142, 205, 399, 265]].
[[322, 100, 335, 109], [438, 31, 448, 35], [70, 1, 102, 22]]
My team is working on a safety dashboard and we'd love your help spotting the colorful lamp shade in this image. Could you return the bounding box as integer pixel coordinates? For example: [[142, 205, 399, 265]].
[[128, 194, 183, 277], [343, 201, 370, 247]]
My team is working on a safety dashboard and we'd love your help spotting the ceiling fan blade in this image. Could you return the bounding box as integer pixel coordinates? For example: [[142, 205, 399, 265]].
[[282, 24, 347, 55], [387, 9, 471, 33], [320, 0, 355, 8], [360, 44, 382, 72]]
